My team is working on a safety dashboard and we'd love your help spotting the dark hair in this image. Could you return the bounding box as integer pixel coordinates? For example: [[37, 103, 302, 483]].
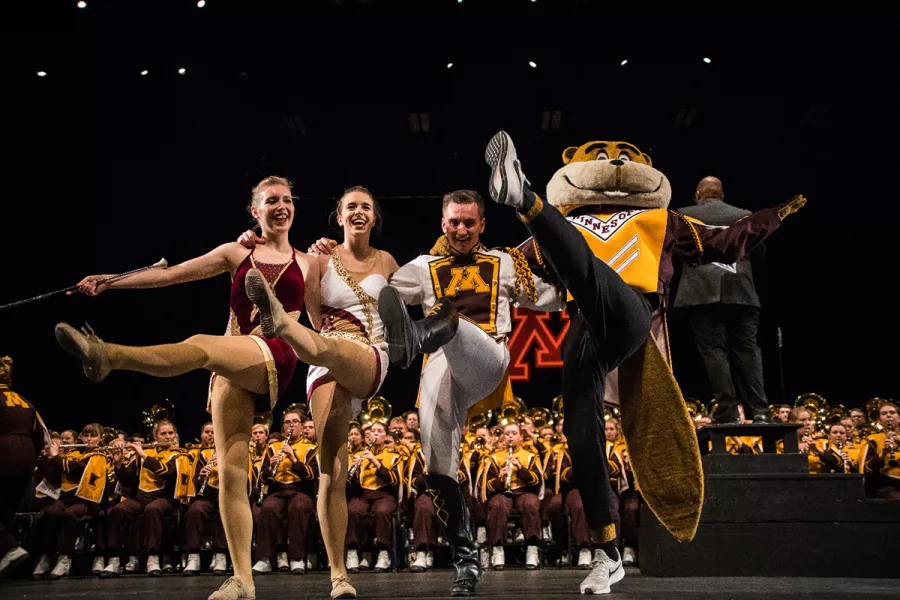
[[404, 429, 421, 442], [442, 189, 485, 218], [332, 185, 383, 235]]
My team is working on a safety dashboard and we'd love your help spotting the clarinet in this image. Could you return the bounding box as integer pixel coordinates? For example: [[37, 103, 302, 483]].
[[504, 446, 514, 497], [837, 440, 850, 474], [348, 441, 375, 479], [257, 432, 292, 506], [198, 449, 216, 497]]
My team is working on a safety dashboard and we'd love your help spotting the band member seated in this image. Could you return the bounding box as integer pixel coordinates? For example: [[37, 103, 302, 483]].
[[183, 423, 228, 575], [404, 411, 419, 433], [481, 422, 542, 570], [861, 402, 900, 499], [544, 436, 594, 568], [250, 422, 269, 461], [31, 423, 109, 580], [814, 422, 860, 474], [252, 410, 318, 575], [100, 420, 190, 577], [793, 408, 827, 473], [346, 421, 401, 572], [407, 435, 440, 573]]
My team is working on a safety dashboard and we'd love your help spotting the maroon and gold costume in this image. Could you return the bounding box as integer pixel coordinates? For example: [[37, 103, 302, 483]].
[[543, 442, 590, 550], [347, 446, 401, 551], [184, 446, 226, 554], [481, 444, 543, 546], [861, 432, 900, 498]]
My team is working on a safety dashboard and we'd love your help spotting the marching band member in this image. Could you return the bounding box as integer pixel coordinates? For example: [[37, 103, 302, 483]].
[[407, 436, 439, 573], [31, 423, 108, 580], [346, 421, 401, 573], [404, 411, 420, 434], [252, 410, 318, 575], [100, 420, 190, 578], [816, 422, 860, 474], [543, 436, 593, 568], [250, 423, 269, 461], [862, 402, 900, 498], [481, 422, 543, 570], [184, 424, 228, 576], [0, 356, 50, 579], [793, 408, 826, 473]]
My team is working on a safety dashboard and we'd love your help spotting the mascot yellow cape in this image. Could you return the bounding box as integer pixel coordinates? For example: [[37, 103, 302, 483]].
[[521, 139, 805, 542]]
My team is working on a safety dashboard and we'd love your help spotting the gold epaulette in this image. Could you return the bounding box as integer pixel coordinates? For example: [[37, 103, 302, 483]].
[[670, 210, 704, 265], [500, 246, 537, 303]]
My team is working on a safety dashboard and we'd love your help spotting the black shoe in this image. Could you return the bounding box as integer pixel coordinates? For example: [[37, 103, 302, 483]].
[[425, 474, 482, 597], [752, 413, 771, 424], [379, 286, 459, 369]]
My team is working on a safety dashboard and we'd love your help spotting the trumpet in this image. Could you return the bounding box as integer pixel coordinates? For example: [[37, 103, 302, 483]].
[[257, 432, 292, 506], [504, 446, 514, 497], [198, 450, 216, 497]]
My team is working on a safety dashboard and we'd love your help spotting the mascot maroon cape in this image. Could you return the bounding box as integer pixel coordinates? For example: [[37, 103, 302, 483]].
[[484, 130, 805, 593]]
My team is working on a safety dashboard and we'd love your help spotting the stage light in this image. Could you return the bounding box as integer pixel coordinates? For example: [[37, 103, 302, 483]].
[[703, 57, 712, 64], [447, 62, 453, 69], [37, 71, 47, 77], [197, 0, 206, 7], [141, 70, 149, 76], [178, 68, 186, 75], [529, 61, 537, 68], [621, 59, 628, 66], [77, 1, 87, 8]]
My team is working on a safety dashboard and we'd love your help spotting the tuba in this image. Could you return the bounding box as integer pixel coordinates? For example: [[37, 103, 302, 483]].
[[684, 398, 705, 423], [499, 397, 527, 427], [552, 394, 564, 421], [142, 398, 175, 434], [528, 407, 554, 429], [468, 410, 493, 431], [362, 396, 391, 426]]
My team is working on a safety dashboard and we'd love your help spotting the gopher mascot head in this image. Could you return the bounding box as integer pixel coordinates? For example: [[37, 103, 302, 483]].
[[546, 141, 671, 214]]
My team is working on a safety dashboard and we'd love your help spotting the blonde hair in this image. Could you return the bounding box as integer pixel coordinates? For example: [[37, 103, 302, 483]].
[[249, 176, 293, 214]]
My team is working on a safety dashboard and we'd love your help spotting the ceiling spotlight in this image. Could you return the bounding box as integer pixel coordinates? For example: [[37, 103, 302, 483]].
[[77, 1, 87, 8], [37, 71, 47, 77], [447, 62, 453, 69], [197, 0, 206, 7], [141, 70, 149, 76], [178, 68, 186, 75], [703, 57, 712, 64], [620, 59, 628, 66], [528, 61, 537, 68]]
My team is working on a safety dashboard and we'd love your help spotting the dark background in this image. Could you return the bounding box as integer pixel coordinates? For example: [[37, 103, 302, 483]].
[[1, 0, 897, 437]]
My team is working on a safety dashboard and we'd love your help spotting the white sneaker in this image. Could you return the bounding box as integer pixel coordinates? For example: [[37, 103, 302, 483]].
[[183, 553, 201, 575], [514, 527, 525, 543], [410, 551, 427, 573], [476, 526, 487, 545], [91, 555, 106, 575], [305, 554, 319, 571], [374, 550, 390, 572], [525, 545, 539, 570], [578, 548, 592, 568], [542, 524, 553, 541], [48, 554, 71, 580], [161, 554, 174, 573], [276, 551, 289, 572], [125, 556, 140, 573], [32, 553, 51, 578], [290, 559, 306, 575], [425, 550, 434, 568], [359, 552, 372, 570], [251, 557, 272, 575], [623, 546, 637, 566], [485, 130, 528, 209], [345, 550, 359, 571], [146, 555, 161, 576], [490, 546, 505, 570], [212, 553, 228, 574], [208, 576, 256, 600], [557, 551, 570, 567], [100, 557, 120, 579], [580, 549, 624, 595], [0, 546, 29, 578]]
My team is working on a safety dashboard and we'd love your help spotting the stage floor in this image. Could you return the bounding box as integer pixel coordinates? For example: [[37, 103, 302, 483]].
[[2, 568, 897, 599]]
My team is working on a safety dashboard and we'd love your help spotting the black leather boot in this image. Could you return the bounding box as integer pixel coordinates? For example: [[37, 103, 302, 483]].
[[378, 286, 459, 369], [425, 474, 482, 596]]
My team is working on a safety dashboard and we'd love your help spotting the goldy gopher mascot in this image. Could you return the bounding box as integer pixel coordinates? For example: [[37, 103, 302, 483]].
[[484, 131, 805, 593]]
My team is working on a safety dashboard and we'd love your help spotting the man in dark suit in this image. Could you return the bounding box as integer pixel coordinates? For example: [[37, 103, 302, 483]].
[[674, 177, 770, 424]]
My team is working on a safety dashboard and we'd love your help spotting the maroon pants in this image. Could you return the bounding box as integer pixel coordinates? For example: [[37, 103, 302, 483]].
[[470, 494, 486, 527], [412, 493, 441, 550], [545, 489, 590, 549], [256, 489, 315, 560], [107, 494, 174, 555], [486, 492, 541, 546], [184, 499, 227, 552], [347, 490, 397, 550], [34, 497, 101, 555], [619, 490, 640, 548]]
